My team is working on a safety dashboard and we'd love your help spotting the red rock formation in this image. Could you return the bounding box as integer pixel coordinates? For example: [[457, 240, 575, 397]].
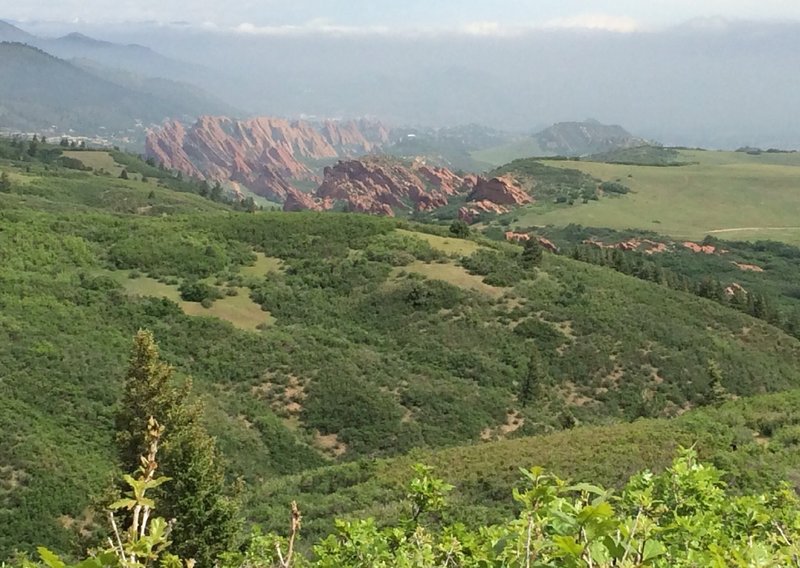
[[283, 157, 531, 219], [283, 188, 324, 212], [537, 238, 559, 253], [724, 282, 748, 297], [468, 176, 533, 207], [146, 116, 390, 201], [682, 241, 717, 254], [733, 262, 765, 272], [458, 200, 509, 223], [504, 232, 559, 252], [302, 158, 466, 216], [319, 119, 390, 153], [417, 165, 465, 196], [584, 238, 669, 255], [505, 231, 531, 243]]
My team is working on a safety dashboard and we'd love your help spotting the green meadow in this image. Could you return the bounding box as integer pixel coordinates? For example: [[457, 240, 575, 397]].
[[514, 150, 800, 245]]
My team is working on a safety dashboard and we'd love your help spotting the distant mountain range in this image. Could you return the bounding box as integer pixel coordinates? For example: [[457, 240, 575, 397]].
[[0, 42, 237, 137], [0, 21, 238, 140], [0, 21, 206, 83], [533, 120, 649, 157]]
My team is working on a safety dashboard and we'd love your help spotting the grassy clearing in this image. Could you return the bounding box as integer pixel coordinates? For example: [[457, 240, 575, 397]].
[[61, 151, 125, 176], [396, 229, 483, 256], [395, 261, 505, 299], [122, 275, 275, 331], [513, 150, 800, 246], [182, 293, 276, 331], [241, 253, 284, 278]]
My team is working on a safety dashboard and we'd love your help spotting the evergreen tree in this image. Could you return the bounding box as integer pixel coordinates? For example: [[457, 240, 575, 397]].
[[210, 181, 224, 201], [520, 238, 543, 268], [706, 359, 728, 407], [519, 346, 546, 407], [0, 171, 11, 193], [115, 330, 240, 566], [786, 309, 800, 339], [449, 219, 470, 238]]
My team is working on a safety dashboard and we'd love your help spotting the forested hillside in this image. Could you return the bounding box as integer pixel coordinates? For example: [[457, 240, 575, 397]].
[[4, 139, 800, 562]]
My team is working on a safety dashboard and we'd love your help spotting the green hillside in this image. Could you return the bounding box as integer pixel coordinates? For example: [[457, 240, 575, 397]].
[[0, 42, 230, 134], [509, 150, 800, 246], [250, 389, 800, 543], [3, 139, 800, 560]]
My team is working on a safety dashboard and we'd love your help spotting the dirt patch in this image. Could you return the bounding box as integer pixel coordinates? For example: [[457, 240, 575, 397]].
[[563, 382, 593, 407], [0, 466, 27, 492], [602, 365, 625, 388], [481, 411, 525, 441], [314, 431, 348, 457], [57, 508, 97, 538], [733, 262, 764, 273], [251, 374, 306, 418]]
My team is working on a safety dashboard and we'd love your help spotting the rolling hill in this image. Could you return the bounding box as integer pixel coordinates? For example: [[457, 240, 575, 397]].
[[0, 42, 235, 135], [472, 120, 651, 166], [508, 149, 800, 246], [0, 21, 208, 87], [3, 140, 800, 557]]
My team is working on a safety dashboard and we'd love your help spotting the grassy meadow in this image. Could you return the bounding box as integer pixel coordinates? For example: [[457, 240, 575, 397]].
[[513, 150, 800, 245]]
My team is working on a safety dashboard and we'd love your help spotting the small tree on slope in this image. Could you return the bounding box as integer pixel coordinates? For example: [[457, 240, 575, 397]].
[[115, 330, 240, 566]]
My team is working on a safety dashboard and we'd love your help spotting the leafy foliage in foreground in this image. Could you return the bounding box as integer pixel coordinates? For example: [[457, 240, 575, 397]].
[[246, 388, 800, 547], [25, 451, 800, 567]]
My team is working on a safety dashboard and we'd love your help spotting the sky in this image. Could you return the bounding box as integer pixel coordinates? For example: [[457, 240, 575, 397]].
[[5, 0, 800, 33]]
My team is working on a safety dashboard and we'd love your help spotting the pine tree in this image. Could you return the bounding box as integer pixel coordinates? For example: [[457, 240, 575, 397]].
[[0, 171, 11, 193], [706, 359, 728, 407], [520, 238, 543, 268], [449, 219, 470, 238], [115, 330, 240, 565], [519, 347, 546, 407]]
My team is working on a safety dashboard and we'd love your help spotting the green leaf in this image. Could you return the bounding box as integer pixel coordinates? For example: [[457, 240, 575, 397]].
[[553, 535, 584, 557], [37, 547, 66, 568], [567, 483, 607, 496], [588, 541, 611, 564], [109, 498, 137, 510], [642, 539, 666, 561], [145, 476, 172, 490]]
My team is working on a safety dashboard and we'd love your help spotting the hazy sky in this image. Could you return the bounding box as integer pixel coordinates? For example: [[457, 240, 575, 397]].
[[5, 0, 800, 32]]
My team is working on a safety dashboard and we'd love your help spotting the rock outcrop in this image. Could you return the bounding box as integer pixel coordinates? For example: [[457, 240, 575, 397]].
[[146, 116, 389, 201], [467, 176, 533, 207], [682, 242, 718, 254], [285, 157, 488, 217], [458, 200, 509, 223]]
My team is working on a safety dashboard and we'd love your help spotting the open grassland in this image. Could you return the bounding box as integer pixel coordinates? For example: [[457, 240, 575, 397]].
[[120, 274, 275, 331], [240, 252, 284, 278], [61, 150, 125, 176], [396, 228, 484, 256], [514, 150, 800, 245], [394, 260, 506, 299]]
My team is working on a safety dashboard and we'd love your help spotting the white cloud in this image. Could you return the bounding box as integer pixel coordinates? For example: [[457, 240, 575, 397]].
[[231, 20, 391, 36], [544, 14, 640, 33]]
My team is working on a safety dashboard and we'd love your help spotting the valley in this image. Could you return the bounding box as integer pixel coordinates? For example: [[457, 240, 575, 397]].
[[4, 9, 800, 565], [4, 139, 800, 562]]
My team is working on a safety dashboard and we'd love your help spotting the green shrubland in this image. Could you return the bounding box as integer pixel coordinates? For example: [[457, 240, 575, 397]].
[[4, 139, 800, 563]]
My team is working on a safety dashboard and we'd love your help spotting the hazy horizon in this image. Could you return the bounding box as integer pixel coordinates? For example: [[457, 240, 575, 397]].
[[3, 3, 800, 149]]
